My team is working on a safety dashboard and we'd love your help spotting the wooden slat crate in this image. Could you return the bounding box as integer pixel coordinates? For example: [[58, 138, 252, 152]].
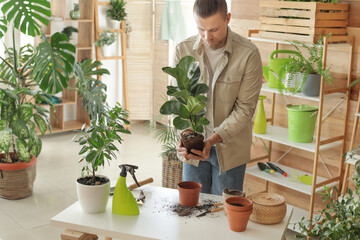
[[259, 1, 349, 43]]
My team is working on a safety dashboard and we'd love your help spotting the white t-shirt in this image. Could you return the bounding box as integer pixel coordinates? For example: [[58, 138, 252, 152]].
[[203, 43, 225, 138]]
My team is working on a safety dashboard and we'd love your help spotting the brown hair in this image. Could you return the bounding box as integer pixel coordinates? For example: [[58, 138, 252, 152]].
[[193, 0, 228, 19]]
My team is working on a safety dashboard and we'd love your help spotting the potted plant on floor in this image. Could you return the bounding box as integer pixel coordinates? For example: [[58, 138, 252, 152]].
[[95, 30, 116, 57], [146, 117, 181, 189], [62, 26, 78, 45], [73, 103, 131, 213], [106, 0, 127, 29], [160, 55, 209, 154], [295, 159, 360, 239], [281, 36, 335, 96], [0, 0, 76, 200]]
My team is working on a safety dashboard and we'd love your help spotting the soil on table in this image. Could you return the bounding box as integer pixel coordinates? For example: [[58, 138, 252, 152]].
[[77, 176, 109, 185], [180, 129, 204, 155], [169, 199, 220, 217]]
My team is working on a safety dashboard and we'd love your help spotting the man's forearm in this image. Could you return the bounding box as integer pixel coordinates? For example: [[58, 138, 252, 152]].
[[206, 133, 223, 146]]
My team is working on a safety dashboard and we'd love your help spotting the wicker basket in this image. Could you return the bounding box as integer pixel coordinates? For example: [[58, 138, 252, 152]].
[[249, 193, 287, 225], [0, 157, 37, 200], [162, 155, 182, 189]]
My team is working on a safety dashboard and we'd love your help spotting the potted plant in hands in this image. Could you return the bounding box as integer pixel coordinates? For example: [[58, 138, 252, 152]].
[[160, 55, 209, 155], [106, 0, 127, 29], [281, 36, 335, 96], [95, 30, 116, 57], [0, 0, 76, 200], [295, 159, 360, 239], [62, 26, 78, 45], [73, 103, 131, 213]]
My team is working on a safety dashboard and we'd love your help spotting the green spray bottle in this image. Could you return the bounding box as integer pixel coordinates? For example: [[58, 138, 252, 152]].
[[112, 164, 140, 215]]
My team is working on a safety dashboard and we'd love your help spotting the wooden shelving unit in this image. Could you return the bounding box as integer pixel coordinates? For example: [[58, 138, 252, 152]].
[[248, 33, 355, 229], [36, 0, 93, 134]]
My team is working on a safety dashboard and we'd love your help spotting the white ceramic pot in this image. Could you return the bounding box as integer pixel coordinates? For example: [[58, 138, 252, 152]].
[[76, 175, 110, 213], [101, 44, 113, 57], [108, 19, 120, 29]]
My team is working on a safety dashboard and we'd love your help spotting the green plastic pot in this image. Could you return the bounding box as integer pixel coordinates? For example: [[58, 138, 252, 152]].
[[263, 50, 302, 89], [287, 105, 318, 143]]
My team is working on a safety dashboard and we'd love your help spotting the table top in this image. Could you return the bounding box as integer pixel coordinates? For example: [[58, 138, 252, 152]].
[[51, 186, 293, 240]]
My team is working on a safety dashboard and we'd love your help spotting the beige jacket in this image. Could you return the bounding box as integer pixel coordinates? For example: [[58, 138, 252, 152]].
[[175, 28, 263, 173]]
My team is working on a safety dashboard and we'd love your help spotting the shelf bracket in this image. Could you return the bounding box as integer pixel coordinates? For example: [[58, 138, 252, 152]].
[[275, 147, 294, 163], [319, 153, 333, 178], [321, 97, 346, 122]]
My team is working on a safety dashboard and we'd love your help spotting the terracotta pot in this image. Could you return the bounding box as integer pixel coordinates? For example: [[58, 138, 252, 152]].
[[225, 196, 253, 232], [0, 154, 37, 200], [177, 181, 201, 206]]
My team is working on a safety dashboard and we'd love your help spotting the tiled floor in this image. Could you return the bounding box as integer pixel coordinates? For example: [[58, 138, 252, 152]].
[[0, 121, 298, 240]]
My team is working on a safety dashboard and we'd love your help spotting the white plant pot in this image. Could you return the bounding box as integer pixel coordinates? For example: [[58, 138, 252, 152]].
[[76, 175, 110, 213], [101, 44, 113, 57], [108, 19, 121, 29], [70, 33, 78, 46]]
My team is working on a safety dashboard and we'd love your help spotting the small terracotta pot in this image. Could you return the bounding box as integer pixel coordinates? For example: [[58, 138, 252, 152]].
[[225, 197, 253, 232], [177, 181, 201, 206]]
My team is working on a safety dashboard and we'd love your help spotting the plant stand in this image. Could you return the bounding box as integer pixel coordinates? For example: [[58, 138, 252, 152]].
[[259, 1, 349, 43], [162, 155, 182, 189]]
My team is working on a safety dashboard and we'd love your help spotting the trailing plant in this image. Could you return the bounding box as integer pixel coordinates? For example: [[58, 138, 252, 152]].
[[159, 56, 209, 134], [281, 36, 335, 93], [73, 103, 131, 184], [95, 30, 116, 47], [61, 26, 78, 40], [0, 0, 76, 163], [106, 0, 127, 21], [295, 158, 360, 239]]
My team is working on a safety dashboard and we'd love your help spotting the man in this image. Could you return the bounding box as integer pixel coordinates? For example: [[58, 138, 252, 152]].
[[175, 0, 263, 195]]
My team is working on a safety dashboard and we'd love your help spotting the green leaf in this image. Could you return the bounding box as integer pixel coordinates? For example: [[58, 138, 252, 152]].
[[187, 96, 206, 115], [30, 131, 42, 157], [171, 90, 190, 102], [34, 32, 76, 94], [162, 66, 190, 90], [196, 95, 209, 103], [0, 16, 7, 38], [173, 116, 190, 130], [0, 128, 12, 153], [0, 0, 51, 37], [167, 86, 178, 95], [160, 100, 181, 115], [194, 125, 204, 133], [1, 95, 15, 121], [16, 138, 31, 162], [198, 117, 210, 126], [178, 104, 190, 119], [9, 118, 29, 139], [191, 83, 209, 96], [0, 120, 6, 130], [19, 104, 33, 122], [325, 212, 332, 220], [34, 114, 47, 135]]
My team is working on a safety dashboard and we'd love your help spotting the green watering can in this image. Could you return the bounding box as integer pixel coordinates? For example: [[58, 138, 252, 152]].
[[263, 50, 302, 89]]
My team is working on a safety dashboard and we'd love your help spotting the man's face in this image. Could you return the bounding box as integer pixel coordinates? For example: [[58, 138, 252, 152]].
[[194, 11, 230, 50]]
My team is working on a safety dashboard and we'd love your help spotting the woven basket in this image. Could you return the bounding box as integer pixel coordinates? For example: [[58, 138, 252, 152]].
[[162, 155, 182, 189], [249, 193, 286, 225], [0, 156, 37, 200]]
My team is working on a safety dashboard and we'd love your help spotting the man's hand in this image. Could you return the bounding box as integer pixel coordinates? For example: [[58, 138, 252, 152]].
[[187, 133, 223, 161], [176, 141, 189, 160]]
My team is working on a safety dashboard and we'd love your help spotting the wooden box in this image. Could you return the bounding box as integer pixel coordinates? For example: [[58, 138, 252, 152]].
[[259, 0, 349, 43]]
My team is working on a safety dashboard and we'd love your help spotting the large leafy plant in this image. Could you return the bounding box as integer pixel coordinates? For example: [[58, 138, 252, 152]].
[[281, 36, 335, 93], [106, 0, 127, 21], [0, 0, 76, 162], [295, 159, 360, 239], [73, 103, 131, 184], [160, 56, 209, 133]]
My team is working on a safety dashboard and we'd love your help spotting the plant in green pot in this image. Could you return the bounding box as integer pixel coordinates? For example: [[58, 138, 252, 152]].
[[281, 36, 335, 97], [0, 0, 76, 200], [62, 26, 78, 45], [73, 103, 131, 213], [69, 3, 80, 20], [95, 30, 116, 57], [106, 0, 127, 29], [160, 55, 209, 155]]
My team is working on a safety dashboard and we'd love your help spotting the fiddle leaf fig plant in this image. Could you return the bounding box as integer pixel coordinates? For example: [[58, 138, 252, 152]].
[[160, 56, 209, 133]]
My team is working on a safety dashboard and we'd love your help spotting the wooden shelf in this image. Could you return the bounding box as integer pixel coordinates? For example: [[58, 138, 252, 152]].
[[39, 98, 76, 107], [253, 125, 342, 152], [64, 18, 93, 23], [355, 112, 360, 117], [98, 56, 125, 60], [38, 120, 87, 135], [247, 163, 337, 195], [261, 83, 346, 102], [99, 29, 125, 33]]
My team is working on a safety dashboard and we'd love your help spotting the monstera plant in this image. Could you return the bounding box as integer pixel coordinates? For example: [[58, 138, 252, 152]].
[[0, 0, 76, 199]]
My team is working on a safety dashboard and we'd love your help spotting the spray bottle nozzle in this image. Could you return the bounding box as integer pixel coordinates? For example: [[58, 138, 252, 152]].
[[118, 164, 140, 187]]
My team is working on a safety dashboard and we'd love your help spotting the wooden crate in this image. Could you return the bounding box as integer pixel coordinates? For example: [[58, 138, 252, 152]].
[[259, 0, 349, 43]]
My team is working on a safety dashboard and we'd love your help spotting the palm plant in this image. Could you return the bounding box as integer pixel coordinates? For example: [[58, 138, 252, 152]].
[[106, 0, 127, 21]]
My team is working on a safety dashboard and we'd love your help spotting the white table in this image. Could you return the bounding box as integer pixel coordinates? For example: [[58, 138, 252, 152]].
[[51, 186, 293, 240]]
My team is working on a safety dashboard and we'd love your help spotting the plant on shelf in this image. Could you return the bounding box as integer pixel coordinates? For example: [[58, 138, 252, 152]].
[[73, 103, 131, 213], [106, 0, 127, 29], [160, 55, 209, 154], [95, 30, 116, 47], [69, 3, 80, 20], [281, 36, 335, 96], [61, 26, 78, 44], [295, 159, 360, 239], [0, 0, 76, 199]]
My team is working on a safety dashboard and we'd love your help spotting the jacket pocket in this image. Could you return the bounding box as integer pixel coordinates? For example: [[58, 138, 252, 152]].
[[216, 76, 241, 103]]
